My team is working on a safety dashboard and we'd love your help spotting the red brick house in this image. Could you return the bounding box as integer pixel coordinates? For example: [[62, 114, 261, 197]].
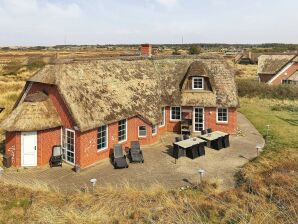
[[0, 56, 239, 169], [258, 55, 298, 85]]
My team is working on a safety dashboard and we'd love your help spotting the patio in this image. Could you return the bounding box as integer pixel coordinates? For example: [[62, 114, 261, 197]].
[[0, 113, 265, 192]]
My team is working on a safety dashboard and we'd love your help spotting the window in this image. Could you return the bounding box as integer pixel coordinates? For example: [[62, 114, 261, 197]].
[[159, 107, 165, 127], [138, 126, 147, 137], [217, 108, 228, 123], [192, 77, 204, 90], [118, 119, 127, 142], [152, 124, 157, 135], [170, 106, 181, 120], [97, 125, 107, 151]]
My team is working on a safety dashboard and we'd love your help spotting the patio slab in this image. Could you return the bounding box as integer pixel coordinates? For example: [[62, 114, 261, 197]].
[[1, 112, 265, 191]]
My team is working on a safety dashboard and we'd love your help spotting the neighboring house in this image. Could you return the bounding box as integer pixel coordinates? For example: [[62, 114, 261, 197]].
[[258, 55, 298, 85], [234, 53, 252, 65], [0, 56, 239, 169]]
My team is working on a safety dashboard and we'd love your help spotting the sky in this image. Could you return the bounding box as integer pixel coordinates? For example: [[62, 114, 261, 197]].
[[0, 0, 298, 46]]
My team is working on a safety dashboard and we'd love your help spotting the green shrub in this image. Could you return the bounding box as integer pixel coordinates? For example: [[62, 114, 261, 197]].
[[188, 45, 202, 55], [237, 79, 298, 100]]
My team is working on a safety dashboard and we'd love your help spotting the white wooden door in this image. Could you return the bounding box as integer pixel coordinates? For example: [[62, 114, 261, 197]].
[[21, 132, 37, 167], [193, 107, 204, 132]]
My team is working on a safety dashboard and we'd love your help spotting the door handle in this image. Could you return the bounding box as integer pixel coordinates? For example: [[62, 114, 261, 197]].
[[34, 146, 37, 151]]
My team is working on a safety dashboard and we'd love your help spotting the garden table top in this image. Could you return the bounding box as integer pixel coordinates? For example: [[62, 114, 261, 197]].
[[200, 131, 228, 141], [174, 137, 206, 149]]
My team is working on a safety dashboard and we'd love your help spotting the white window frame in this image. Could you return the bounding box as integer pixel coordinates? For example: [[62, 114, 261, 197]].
[[118, 119, 128, 143], [138, 125, 147, 138], [192, 77, 204, 90], [170, 106, 181, 121], [97, 125, 108, 151], [152, 124, 157, 136], [159, 107, 166, 127], [216, 108, 229, 123]]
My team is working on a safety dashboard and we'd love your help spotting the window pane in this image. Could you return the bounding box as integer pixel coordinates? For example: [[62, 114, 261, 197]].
[[193, 77, 203, 89], [139, 126, 146, 136], [118, 119, 127, 141], [217, 108, 228, 122], [97, 125, 107, 150], [171, 107, 181, 120]]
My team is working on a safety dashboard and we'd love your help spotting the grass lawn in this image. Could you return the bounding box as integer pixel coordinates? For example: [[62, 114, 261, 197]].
[[239, 97, 298, 150]]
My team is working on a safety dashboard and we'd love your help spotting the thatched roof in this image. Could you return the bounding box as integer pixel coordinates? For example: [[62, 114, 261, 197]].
[[3, 56, 238, 132], [258, 55, 296, 74], [0, 92, 62, 132]]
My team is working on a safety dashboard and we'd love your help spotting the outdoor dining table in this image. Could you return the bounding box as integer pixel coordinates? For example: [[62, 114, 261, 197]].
[[200, 131, 229, 150], [173, 137, 206, 162]]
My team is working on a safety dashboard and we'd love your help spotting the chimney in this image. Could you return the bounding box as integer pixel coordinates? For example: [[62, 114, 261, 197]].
[[140, 44, 152, 57]]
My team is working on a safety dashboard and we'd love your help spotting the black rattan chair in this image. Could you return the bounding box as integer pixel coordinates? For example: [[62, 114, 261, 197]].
[[222, 135, 230, 148], [211, 137, 223, 150], [207, 128, 212, 133], [201, 130, 207, 135], [175, 137, 182, 142], [49, 145, 63, 167]]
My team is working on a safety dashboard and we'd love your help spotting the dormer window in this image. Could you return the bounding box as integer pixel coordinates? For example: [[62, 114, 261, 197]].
[[192, 77, 204, 90]]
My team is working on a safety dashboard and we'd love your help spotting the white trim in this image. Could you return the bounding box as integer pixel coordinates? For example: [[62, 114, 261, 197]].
[[152, 124, 158, 136], [268, 62, 294, 85], [193, 107, 204, 132], [159, 107, 166, 127], [118, 119, 128, 143], [138, 125, 147, 138], [64, 128, 76, 165], [170, 106, 181, 121], [192, 77, 204, 90], [21, 131, 37, 167], [216, 108, 229, 123], [97, 125, 108, 152]]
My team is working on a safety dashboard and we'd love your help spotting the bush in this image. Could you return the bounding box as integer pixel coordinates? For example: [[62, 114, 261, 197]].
[[189, 45, 202, 55], [172, 48, 181, 55], [237, 79, 298, 100]]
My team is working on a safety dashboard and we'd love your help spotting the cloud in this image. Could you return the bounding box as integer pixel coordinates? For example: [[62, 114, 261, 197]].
[[0, 0, 82, 18], [154, 0, 179, 8]]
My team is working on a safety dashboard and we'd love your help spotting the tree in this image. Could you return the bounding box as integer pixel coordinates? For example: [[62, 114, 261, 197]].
[[189, 45, 202, 55]]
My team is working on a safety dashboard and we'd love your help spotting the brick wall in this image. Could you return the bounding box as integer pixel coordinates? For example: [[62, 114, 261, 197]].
[[5, 132, 20, 167], [140, 44, 152, 57], [271, 62, 298, 85], [78, 116, 167, 168], [77, 106, 237, 168], [37, 127, 61, 166]]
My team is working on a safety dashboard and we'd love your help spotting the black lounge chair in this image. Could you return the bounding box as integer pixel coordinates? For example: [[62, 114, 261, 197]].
[[211, 137, 223, 150], [207, 128, 212, 133], [201, 130, 207, 135], [49, 145, 63, 167], [112, 144, 129, 169], [222, 134, 230, 148], [129, 141, 144, 163]]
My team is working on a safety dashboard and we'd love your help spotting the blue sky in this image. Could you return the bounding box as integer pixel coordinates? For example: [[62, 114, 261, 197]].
[[0, 0, 298, 46]]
